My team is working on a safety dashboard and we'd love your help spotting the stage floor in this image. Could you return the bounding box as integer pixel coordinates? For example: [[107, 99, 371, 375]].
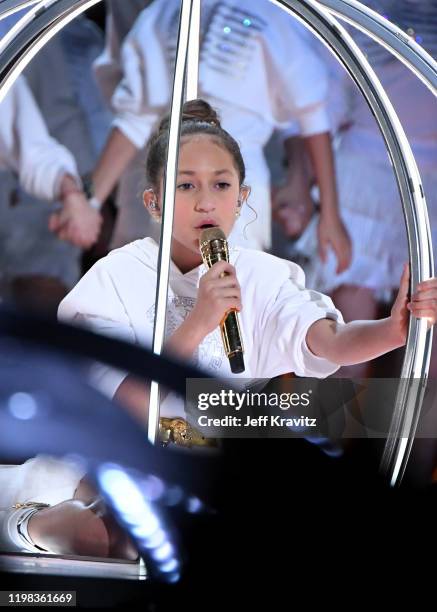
[[0, 552, 146, 580]]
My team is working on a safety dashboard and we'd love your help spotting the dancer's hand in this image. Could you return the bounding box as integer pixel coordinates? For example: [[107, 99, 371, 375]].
[[317, 212, 352, 274], [390, 263, 437, 344], [49, 191, 102, 249]]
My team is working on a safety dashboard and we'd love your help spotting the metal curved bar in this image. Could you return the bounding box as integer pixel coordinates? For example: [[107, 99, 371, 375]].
[[271, 0, 434, 486], [148, 0, 199, 445], [316, 0, 436, 485], [0, 0, 434, 483], [318, 0, 437, 94], [0, 0, 101, 102], [0, 0, 40, 20]]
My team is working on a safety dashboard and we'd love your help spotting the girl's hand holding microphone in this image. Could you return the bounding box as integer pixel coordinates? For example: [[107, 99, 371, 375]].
[[163, 260, 242, 360], [189, 260, 242, 337]]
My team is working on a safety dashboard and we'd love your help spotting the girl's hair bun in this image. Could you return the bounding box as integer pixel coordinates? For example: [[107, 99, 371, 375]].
[[181, 99, 221, 126], [157, 99, 221, 134], [146, 98, 245, 188]]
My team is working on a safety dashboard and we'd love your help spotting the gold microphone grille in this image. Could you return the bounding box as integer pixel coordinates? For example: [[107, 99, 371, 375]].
[[199, 227, 228, 265]]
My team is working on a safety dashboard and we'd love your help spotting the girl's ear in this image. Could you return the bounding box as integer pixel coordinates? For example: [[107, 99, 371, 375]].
[[240, 184, 251, 204], [143, 189, 161, 221]]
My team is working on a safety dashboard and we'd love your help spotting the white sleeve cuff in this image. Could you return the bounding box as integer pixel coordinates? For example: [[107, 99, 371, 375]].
[[89, 362, 128, 399], [112, 112, 156, 150], [295, 314, 343, 378], [298, 103, 331, 137], [279, 122, 300, 140], [20, 153, 80, 202]]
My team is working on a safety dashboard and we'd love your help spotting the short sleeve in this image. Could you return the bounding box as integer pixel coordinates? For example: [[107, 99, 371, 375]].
[[74, 315, 132, 399], [110, 6, 164, 149], [111, 36, 158, 149], [257, 263, 344, 378]]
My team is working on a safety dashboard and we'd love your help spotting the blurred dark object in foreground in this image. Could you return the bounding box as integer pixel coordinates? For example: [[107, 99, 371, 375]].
[[1, 308, 436, 606], [2, 438, 436, 608]]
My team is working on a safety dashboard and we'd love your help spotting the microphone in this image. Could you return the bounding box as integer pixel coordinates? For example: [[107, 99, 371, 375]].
[[199, 227, 245, 374]]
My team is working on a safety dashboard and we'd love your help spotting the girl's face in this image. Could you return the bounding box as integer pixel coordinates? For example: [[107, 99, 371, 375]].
[[146, 134, 247, 272]]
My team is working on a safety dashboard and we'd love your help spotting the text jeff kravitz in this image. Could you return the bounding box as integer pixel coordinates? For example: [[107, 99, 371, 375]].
[[197, 415, 317, 427]]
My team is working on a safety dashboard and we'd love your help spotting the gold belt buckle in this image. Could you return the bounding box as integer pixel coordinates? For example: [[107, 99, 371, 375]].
[[159, 417, 217, 448]]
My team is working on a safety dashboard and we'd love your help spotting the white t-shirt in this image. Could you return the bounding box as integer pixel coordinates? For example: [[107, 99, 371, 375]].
[[109, 0, 330, 150], [58, 237, 343, 406], [0, 77, 79, 201], [94, 0, 331, 251]]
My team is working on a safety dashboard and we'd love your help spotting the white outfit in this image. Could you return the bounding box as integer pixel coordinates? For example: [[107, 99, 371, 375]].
[[0, 77, 79, 201], [58, 236, 343, 415], [294, 3, 437, 301], [95, 0, 331, 250], [0, 456, 86, 553], [0, 20, 109, 290], [0, 238, 343, 553]]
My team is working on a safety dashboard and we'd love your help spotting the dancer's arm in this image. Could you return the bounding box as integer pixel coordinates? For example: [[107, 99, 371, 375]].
[[306, 264, 436, 365], [303, 131, 352, 274], [91, 127, 138, 205]]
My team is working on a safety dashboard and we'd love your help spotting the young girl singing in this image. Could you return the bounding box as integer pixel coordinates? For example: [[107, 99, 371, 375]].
[[2, 99, 436, 559], [58, 99, 437, 420]]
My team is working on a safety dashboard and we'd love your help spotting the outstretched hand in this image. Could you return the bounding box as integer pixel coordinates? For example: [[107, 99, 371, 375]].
[[390, 263, 437, 344]]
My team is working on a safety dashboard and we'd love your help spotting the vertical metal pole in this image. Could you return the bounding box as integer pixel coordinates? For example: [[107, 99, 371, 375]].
[[186, 0, 200, 100], [148, 0, 200, 444]]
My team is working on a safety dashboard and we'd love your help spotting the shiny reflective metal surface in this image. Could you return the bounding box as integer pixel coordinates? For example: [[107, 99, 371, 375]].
[[272, 0, 434, 486], [148, 0, 200, 444], [319, 0, 437, 93]]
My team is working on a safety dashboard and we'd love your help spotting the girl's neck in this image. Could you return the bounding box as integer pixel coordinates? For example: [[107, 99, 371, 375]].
[[170, 239, 203, 274]]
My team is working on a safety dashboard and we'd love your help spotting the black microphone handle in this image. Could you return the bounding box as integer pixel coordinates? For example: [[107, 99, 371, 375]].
[[221, 309, 245, 374]]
